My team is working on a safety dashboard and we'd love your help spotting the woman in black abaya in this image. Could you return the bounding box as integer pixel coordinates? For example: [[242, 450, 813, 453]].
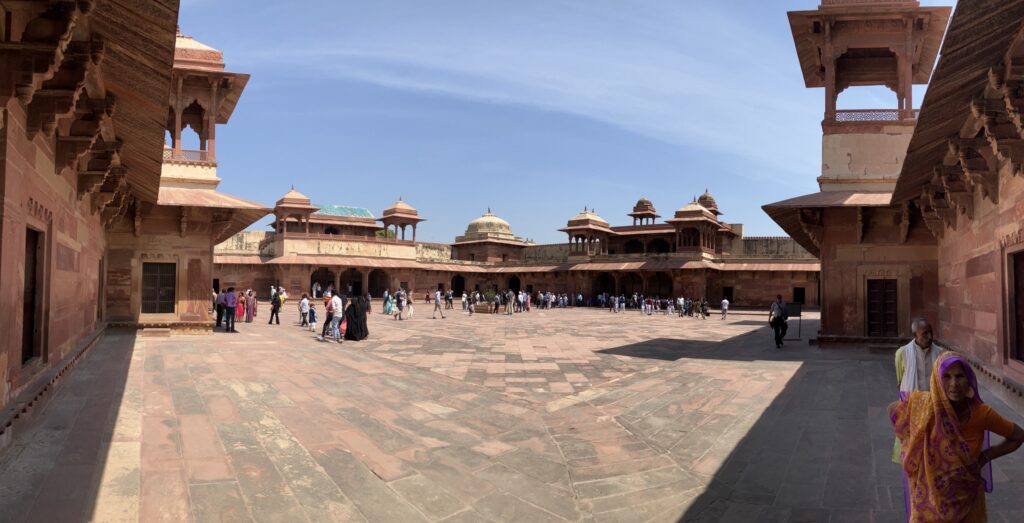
[[344, 297, 369, 341]]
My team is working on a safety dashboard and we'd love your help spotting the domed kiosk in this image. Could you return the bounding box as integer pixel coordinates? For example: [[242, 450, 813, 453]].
[[560, 207, 614, 256], [454, 209, 531, 262], [628, 197, 660, 225], [379, 198, 425, 241]]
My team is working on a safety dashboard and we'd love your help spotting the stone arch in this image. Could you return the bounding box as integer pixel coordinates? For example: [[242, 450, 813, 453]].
[[648, 238, 671, 254], [592, 272, 615, 296], [339, 268, 362, 295], [619, 272, 643, 295], [451, 274, 466, 295], [508, 275, 521, 293], [310, 267, 335, 296], [368, 269, 389, 296], [679, 228, 700, 247], [648, 272, 672, 297], [624, 239, 644, 254]]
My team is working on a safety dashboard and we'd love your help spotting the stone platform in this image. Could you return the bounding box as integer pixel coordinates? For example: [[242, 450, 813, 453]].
[[0, 308, 1021, 522]]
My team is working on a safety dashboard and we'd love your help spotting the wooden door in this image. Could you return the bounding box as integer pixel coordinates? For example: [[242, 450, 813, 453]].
[[867, 279, 898, 337]]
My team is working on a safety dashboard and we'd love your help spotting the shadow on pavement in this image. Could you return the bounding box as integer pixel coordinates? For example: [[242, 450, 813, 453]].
[[0, 330, 137, 522]]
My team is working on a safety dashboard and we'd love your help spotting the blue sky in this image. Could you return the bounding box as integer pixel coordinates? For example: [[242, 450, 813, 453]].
[[178, 0, 952, 244]]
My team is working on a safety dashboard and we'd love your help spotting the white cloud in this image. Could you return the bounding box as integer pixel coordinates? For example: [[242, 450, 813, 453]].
[[233, 0, 825, 184]]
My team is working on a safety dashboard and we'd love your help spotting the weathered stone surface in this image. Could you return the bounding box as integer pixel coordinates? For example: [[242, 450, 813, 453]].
[[0, 311, 1022, 522]]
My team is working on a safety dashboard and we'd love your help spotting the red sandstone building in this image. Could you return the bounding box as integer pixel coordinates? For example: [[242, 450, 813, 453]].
[[214, 190, 821, 308], [0, 4, 264, 429], [767, 0, 1024, 403]]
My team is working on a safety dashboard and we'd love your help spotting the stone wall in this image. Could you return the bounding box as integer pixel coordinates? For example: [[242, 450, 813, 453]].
[[0, 100, 108, 408], [709, 271, 820, 308], [935, 167, 1024, 383], [522, 243, 569, 263], [215, 231, 266, 254], [739, 237, 814, 258], [452, 243, 525, 263], [105, 204, 218, 330], [820, 123, 913, 191], [818, 205, 938, 338], [286, 237, 417, 259], [415, 242, 452, 261]]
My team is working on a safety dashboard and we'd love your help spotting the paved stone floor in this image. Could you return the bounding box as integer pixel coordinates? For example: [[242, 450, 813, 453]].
[[1, 307, 1022, 522]]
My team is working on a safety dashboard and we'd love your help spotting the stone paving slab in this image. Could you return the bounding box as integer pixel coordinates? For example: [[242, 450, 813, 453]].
[[0, 308, 1022, 522]]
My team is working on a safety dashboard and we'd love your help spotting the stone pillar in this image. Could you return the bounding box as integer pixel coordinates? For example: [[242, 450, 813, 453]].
[[902, 22, 914, 118], [412, 224, 417, 242], [173, 106, 182, 154], [823, 22, 836, 120], [208, 81, 219, 160]]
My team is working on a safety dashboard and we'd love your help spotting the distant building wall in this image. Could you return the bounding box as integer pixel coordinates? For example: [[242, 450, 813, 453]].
[[523, 243, 569, 263], [415, 242, 452, 261], [215, 231, 266, 254], [739, 237, 814, 258]]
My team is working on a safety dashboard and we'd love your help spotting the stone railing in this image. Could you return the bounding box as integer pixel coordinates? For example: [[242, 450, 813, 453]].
[[279, 231, 413, 244], [831, 109, 918, 122], [163, 148, 213, 164]]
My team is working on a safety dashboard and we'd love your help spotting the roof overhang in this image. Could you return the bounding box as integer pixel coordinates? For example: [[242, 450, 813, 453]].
[[762, 190, 892, 257], [788, 5, 950, 89], [157, 187, 270, 243], [894, 2, 1024, 203]]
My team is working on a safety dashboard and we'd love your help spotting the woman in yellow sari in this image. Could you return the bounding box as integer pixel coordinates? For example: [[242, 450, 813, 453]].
[[890, 352, 1023, 522]]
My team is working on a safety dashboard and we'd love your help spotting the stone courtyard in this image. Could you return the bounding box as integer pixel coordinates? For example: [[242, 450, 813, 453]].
[[1, 308, 1022, 523]]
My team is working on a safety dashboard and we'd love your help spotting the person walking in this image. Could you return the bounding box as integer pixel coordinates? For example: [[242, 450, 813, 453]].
[[768, 295, 787, 348], [319, 292, 334, 340], [268, 289, 282, 325], [720, 297, 729, 320], [433, 289, 446, 319], [223, 287, 237, 333], [299, 294, 310, 327], [245, 290, 256, 323], [307, 304, 318, 334], [235, 290, 245, 321], [215, 289, 226, 329], [329, 292, 344, 343]]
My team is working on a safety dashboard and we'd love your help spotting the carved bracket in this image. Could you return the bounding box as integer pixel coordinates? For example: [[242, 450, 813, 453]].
[[899, 202, 911, 244], [798, 208, 824, 250]]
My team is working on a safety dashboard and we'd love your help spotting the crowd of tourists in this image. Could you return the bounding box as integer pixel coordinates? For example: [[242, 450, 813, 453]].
[[212, 287, 258, 333]]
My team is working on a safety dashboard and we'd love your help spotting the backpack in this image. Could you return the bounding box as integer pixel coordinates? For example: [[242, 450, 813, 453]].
[[271, 293, 281, 308]]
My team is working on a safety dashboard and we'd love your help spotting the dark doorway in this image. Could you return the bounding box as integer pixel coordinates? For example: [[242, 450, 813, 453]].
[[648, 272, 672, 297], [1013, 251, 1024, 361], [311, 267, 336, 295], [624, 239, 644, 254], [212, 278, 220, 293], [508, 275, 521, 293], [142, 262, 176, 314], [340, 269, 362, 295], [619, 273, 642, 295], [648, 238, 671, 254], [793, 287, 806, 305], [723, 286, 734, 303], [866, 279, 897, 337], [368, 269, 389, 296], [592, 272, 615, 296], [97, 257, 105, 322], [451, 274, 466, 295], [437, 282, 444, 291], [22, 228, 44, 365]]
